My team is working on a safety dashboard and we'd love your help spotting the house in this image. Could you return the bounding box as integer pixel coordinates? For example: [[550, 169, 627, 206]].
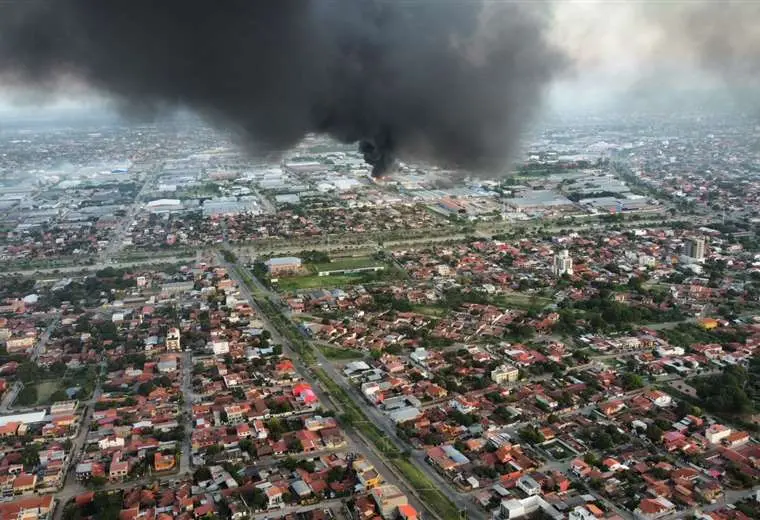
[[516, 475, 541, 497], [12, 473, 36, 495], [355, 459, 383, 490], [398, 504, 418, 520], [154, 452, 176, 472], [724, 430, 750, 448], [0, 422, 20, 438], [319, 427, 344, 448], [109, 452, 129, 481], [371, 485, 408, 520], [570, 459, 591, 478], [705, 424, 732, 444], [266, 486, 284, 509], [0, 495, 54, 520], [291, 480, 312, 499], [645, 390, 672, 408], [296, 430, 321, 452], [634, 497, 675, 519], [98, 436, 125, 450], [569, 506, 597, 520], [599, 400, 625, 416], [427, 445, 469, 472], [293, 383, 318, 406]]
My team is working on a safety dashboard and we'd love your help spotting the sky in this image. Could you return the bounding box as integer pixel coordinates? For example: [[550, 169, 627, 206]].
[[1, 0, 757, 120]]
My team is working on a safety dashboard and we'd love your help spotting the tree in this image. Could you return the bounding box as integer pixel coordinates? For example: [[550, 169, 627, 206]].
[[21, 444, 40, 467], [243, 487, 268, 511], [620, 372, 644, 390], [49, 390, 69, 403], [17, 362, 40, 383], [518, 426, 544, 445], [646, 425, 663, 442], [327, 466, 346, 483], [282, 457, 298, 471], [15, 385, 38, 406], [193, 466, 212, 483], [287, 438, 303, 453]]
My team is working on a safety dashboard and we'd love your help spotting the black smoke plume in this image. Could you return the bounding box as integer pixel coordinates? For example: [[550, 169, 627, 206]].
[[0, 1, 563, 176]]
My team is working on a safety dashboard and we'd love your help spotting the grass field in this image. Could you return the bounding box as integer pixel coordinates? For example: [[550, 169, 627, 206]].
[[312, 256, 384, 273], [15, 380, 63, 407], [494, 291, 552, 310], [410, 304, 448, 317], [317, 344, 365, 360], [276, 273, 364, 291], [35, 380, 62, 404]]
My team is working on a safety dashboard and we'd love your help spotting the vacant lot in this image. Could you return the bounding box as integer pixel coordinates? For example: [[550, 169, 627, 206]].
[[276, 273, 365, 291], [318, 344, 365, 360], [14, 380, 63, 407], [311, 256, 384, 273]]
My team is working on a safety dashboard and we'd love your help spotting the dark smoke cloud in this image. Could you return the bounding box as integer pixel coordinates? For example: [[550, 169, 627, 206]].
[[0, 0, 563, 176]]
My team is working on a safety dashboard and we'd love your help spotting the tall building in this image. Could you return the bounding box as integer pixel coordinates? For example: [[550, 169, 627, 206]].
[[684, 237, 705, 262], [166, 327, 181, 351], [553, 249, 573, 277]]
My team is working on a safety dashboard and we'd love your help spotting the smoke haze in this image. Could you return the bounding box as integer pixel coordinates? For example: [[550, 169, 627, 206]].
[[0, 0, 562, 175], [1, 1, 759, 174]]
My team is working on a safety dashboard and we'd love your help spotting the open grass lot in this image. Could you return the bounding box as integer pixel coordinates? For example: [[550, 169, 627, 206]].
[[410, 304, 448, 317], [317, 344, 365, 360], [276, 273, 365, 291], [35, 380, 61, 404], [494, 291, 551, 310], [14, 380, 63, 407], [311, 256, 385, 273]]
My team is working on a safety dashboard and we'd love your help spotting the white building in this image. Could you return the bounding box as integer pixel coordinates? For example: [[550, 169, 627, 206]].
[[212, 340, 230, 356], [166, 328, 181, 351], [569, 507, 597, 520], [491, 364, 519, 384], [98, 436, 125, 450], [516, 475, 541, 496], [553, 249, 573, 277], [705, 424, 732, 444]]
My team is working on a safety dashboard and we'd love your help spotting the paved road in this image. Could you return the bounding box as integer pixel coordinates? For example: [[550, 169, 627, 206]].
[[248, 499, 345, 520], [32, 317, 60, 362], [180, 350, 196, 476], [225, 258, 486, 520], [53, 363, 104, 520], [222, 258, 439, 520], [98, 166, 155, 263]]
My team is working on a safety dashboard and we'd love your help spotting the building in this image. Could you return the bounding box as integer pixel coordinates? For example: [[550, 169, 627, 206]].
[[0, 495, 53, 520], [634, 497, 675, 519], [491, 364, 519, 384], [553, 250, 573, 277], [516, 475, 541, 497], [371, 485, 408, 520], [705, 424, 732, 444], [154, 452, 176, 472], [166, 328, 181, 351], [569, 506, 597, 520], [684, 237, 706, 262], [265, 257, 303, 276], [354, 459, 383, 490], [494, 496, 563, 520]]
